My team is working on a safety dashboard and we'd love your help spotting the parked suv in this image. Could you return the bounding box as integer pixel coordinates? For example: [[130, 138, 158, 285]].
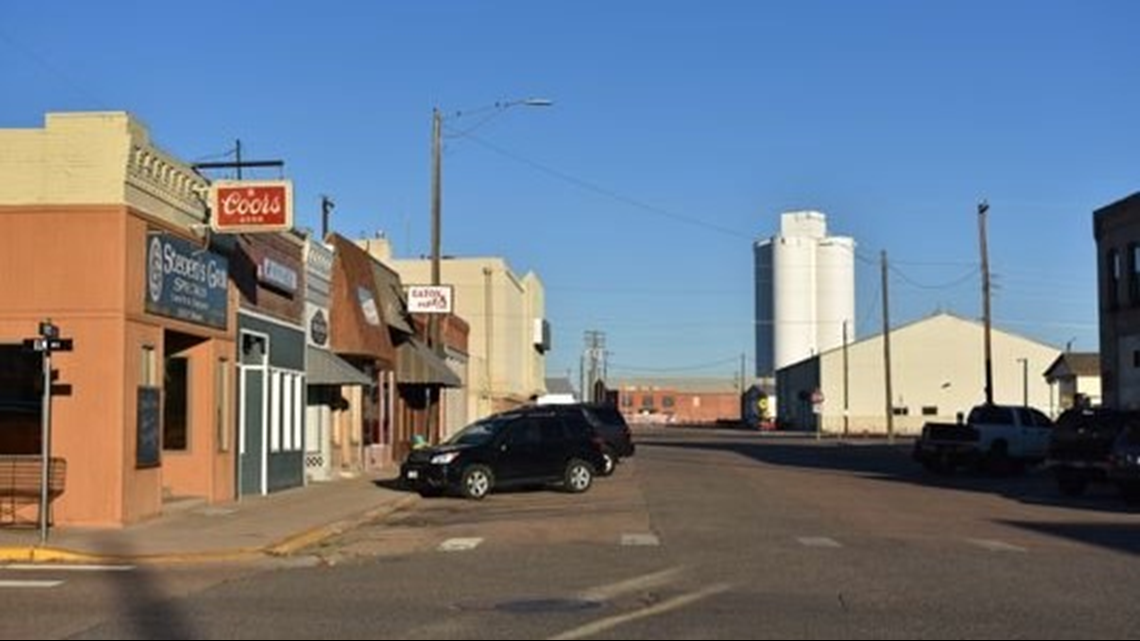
[[1047, 407, 1140, 496], [400, 407, 607, 500], [575, 404, 635, 475]]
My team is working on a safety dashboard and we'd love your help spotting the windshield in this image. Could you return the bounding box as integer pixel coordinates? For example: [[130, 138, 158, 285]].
[[445, 417, 507, 446]]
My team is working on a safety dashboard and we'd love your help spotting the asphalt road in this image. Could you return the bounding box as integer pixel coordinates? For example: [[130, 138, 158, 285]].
[[5, 427, 1140, 639]]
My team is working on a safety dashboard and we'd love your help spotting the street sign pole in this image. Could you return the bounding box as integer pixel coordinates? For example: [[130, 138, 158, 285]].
[[39, 344, 52, 544]]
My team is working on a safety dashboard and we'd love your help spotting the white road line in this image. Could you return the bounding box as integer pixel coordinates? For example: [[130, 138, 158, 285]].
[[0, 580, 63, 589], [4, 564, 135, 572], [549, 583, 731, 641], [797, 536, 843, 548], [437, 537, 484, 552], [579, 567, 685, 602], [968, 538, 1028, 553], [620, 533, 660, 547]]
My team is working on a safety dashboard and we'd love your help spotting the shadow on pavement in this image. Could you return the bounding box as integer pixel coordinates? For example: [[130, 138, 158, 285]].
[[999, 519, 1140, 556], [638, 428, 1140, 515]]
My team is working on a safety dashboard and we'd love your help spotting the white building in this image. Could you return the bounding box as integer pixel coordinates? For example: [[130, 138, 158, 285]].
[[777, 313, 1061, 435], [755, 211, 856, 378]]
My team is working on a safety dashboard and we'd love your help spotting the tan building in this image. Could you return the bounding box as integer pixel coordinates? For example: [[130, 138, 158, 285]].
[[0, 112, 237, 525], [1043, 352, 1102, 411], [358, 237, 548, 425], [778, 313, 1061, 435]]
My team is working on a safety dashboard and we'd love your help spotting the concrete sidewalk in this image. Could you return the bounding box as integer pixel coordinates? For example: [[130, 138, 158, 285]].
[[0, 474, 417, 564]]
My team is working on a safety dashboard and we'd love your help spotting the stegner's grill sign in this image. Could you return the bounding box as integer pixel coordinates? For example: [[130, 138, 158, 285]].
[[146, 234, 229, 329]]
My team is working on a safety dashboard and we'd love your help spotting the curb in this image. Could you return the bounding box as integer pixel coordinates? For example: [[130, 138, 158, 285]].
[[0, 494, 418, 566], [265, 494, 418, 557]]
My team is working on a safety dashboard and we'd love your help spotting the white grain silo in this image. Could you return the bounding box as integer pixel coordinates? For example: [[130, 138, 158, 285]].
[[773, 234, 818, 371], [754, 211, 856, 377], [816, 236, 857, 352]]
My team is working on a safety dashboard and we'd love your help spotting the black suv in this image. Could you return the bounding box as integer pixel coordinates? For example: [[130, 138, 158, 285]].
[[548, 404, 635, 475], [400, 407, 607, 499], [1048, 407, 1140, 496]]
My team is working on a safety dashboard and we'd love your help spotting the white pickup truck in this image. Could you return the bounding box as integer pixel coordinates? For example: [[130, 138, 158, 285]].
[[913, 404, 1054, 473]]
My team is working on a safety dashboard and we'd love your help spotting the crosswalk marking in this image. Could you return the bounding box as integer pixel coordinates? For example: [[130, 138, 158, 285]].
[[438, 537, 484, 552], [620, 533, 660, 547], [797, 536, 843, 548], [968, 538, 1028, 553], [0, 580, 63, 589]]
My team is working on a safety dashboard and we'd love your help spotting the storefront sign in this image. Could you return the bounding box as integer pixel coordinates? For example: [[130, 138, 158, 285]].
[[208, 180, 294, 233], [259, 256, 299, 293], [146, 234, 229, 329], [357, 287, 381, 326], [307, 304, 330, 348], [406, 285, 453, 314]]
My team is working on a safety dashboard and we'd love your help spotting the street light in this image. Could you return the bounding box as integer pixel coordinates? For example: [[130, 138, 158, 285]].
[[429, 97, 553, 356]]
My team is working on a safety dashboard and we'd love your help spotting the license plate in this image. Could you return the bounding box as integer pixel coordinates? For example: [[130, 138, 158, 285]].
[[406, 470, 419, 480]]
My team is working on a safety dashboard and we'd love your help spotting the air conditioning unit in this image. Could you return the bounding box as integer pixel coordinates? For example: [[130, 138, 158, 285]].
[[533, 319, 551, 353]]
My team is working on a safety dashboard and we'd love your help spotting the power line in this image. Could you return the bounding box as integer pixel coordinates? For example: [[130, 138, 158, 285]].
[[0, 28, 107, 108], [463, 132, 752, 239], [889, 265, 980, 290]]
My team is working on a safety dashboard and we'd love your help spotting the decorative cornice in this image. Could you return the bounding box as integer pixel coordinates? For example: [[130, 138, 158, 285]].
[[126, 143, 208, 221]]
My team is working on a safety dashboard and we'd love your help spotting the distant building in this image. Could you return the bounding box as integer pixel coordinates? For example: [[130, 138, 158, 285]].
[[358, 236, 548, 423], [536, 377, 578, 405], [1094, 193, 1140, 410], [613, 377, 741, 425], [754, 211, 856, 378], [777, 313, 1060, 435], [1043, 352, 1102, 411]]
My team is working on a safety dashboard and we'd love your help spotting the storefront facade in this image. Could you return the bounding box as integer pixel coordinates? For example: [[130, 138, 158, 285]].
[[0, 112, 237, 525]]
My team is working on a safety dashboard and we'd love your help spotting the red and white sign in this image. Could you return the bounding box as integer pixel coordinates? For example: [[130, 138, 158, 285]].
[[208, 180, 294, 233], [406, 285, 454, 314]]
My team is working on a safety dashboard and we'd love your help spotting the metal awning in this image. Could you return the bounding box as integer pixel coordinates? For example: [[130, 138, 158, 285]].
[[397, 339, 461, 387], [307, 347, 373, 386]]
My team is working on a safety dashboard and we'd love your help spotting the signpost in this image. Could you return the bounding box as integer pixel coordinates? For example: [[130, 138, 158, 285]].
[[24, 320, 73, 544]]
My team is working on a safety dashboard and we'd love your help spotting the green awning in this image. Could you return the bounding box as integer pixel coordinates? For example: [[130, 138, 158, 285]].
[[307, 347, 373, 386], [397, 339, 461, 387]]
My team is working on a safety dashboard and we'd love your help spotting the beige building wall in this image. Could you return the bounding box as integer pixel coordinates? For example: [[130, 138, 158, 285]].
[[360, 240, 547, 422], [780, 313, 1061, 435]]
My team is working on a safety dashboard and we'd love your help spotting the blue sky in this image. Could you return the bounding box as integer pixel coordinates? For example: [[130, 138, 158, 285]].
[[3, 1, 1137, 382]]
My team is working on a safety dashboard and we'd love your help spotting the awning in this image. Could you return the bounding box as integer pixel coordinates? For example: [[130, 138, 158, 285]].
[[397, 339, 461, 387], [307, 347, 373, 386]]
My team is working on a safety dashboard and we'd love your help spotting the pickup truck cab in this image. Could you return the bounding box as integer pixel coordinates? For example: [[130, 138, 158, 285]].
[[914, 404, 1054, 473]]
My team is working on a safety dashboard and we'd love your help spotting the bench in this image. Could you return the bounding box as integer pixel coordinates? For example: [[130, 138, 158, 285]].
[[0, 456, 66, 526]]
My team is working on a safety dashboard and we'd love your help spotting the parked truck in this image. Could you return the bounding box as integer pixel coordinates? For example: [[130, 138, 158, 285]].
[[913, 404, 1054, 474]]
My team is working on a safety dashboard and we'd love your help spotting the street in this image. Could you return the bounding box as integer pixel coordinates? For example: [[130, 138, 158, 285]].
[[5, 427, 1140, 639]]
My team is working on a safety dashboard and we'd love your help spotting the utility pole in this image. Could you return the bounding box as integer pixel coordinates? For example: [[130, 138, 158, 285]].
[[881, 250, 895, 442], [1018, 357, 1029, 407], [979, 200, 995, 406], [320, 195, 334, 240], [583, 331, 606, 403], [740, 353, 747, 393], [843, 320, 850, 438]]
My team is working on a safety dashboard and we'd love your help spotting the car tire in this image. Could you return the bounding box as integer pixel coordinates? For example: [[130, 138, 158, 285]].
[[600, 447, 617, 476], [460, 465, 494, 500], [564, 459, 594, 493]]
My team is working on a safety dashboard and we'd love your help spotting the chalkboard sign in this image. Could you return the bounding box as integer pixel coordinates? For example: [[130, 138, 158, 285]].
[[137, 387, 161, 468]]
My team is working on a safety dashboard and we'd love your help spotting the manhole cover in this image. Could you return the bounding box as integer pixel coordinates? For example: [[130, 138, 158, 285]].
[[494, 598, 603, 614]]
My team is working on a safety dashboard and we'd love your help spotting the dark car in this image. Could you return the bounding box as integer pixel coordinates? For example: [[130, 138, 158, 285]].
[[1047, 407, 1140, 496], [400, 407, 607, 500], [547, 404, 635, 475], [1109, 420, 1140, 499]]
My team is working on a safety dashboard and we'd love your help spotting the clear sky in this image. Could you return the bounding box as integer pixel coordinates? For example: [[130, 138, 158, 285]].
[[3, 1, 1137, 383]]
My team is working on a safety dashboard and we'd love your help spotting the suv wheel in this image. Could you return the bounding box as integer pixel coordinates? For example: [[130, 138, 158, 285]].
[[461, 465, 494, 500], [600, 447, 617, 476], [564, 459, 593, 493]]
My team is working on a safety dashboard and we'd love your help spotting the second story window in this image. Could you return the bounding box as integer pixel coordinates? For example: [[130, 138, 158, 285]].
[[1130, 244, 1140, 306], [1108, 248, 1121, 311]]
